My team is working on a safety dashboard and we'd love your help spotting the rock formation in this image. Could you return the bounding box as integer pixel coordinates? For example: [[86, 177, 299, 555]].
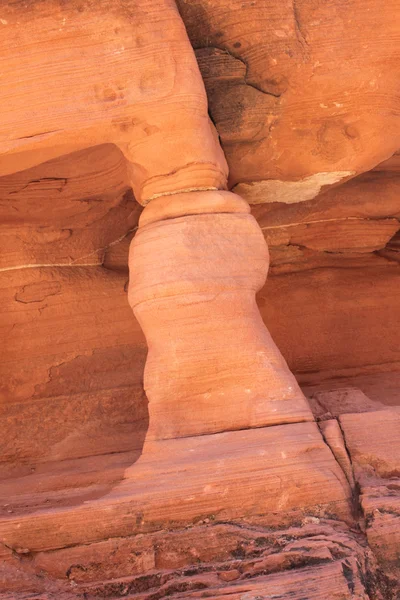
[[129, 190, 312, 439], [0, 0, 399, 599]]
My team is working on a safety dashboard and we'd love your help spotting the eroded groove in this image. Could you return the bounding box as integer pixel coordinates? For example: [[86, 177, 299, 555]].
[[8, 177, 67, 195], [196, 45, 282, 98], [292, 0, 309, 48], [14, 129, 62, 140]]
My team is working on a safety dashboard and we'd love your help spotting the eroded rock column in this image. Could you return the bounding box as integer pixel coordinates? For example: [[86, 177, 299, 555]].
[[128, 190, 312, 440], [0, 3, 356, 583], [122, 0, 312, 441]]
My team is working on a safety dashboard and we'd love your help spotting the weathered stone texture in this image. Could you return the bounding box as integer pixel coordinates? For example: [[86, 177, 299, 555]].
[[0, 0, 399, 598]]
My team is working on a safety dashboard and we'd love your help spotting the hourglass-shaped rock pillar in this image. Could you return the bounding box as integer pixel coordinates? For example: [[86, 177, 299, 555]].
[[121, 0, 312, 441], [128, 190, 313, 441]]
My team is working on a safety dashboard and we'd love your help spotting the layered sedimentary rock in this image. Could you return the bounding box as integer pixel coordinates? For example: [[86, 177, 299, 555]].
[[3, 393, 400, 599], [129, 190, 311, 439], [180, 0, 400, 193], [0, 0, 226, 203], [0, 0, 400, 598]]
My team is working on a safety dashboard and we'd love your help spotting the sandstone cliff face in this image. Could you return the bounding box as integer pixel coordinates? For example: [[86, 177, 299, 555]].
[[0, 0, 399, 599]]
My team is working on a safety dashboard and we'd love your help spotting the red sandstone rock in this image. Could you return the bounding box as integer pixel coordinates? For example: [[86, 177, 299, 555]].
[[340, 409, 400, 481], [0, 1, 399, 598], [263, 218, 398, 253], [319, 419, 355, 490], [0, 266, 147, 471], [259, 253, 400, 380], [252, 171, 400, 229], [0, 423, 352, 553], [0, 144, 140, 271], [138, 190, 250, 227], [311, 388, 387, 419], [340, 409, 400, 595], [30, 520, 380, 599], [0, 0, 227, 203], [129, 193, 312, 439], [86, 562, 370, 599], [30, 521, 362, 583], [181, 1, 400, 195], [218, 569, 240, 582], [303, 372, 400, 409]]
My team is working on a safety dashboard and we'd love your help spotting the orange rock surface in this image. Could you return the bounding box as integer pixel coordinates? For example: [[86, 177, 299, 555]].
[[129, 191, 311, 440], [0, 0, 399, 599], [183, 0, 400, 193]]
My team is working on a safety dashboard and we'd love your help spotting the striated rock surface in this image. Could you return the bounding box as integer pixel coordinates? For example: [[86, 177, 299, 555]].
[[0, 144, 138, 271], [0, 0, 227, 203], [129, 191, 311, 440], [0, 0, 400, 598], [181, 0, 400, 194], [340, 408, 400, 594]]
